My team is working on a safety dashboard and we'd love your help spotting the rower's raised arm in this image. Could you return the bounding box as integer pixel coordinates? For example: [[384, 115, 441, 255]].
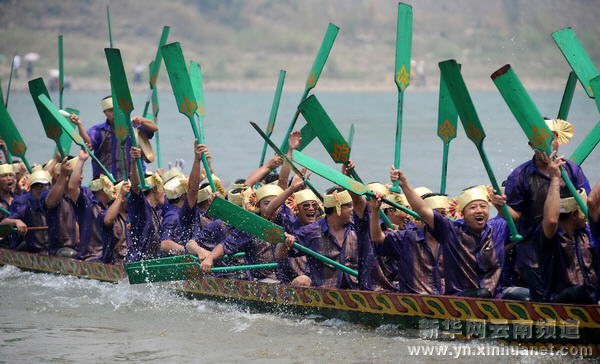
[[187, 141, 206, 208], [588, 180, 600, 223], [68, 149, 89, 202], [392, 168, 434, 228], [244, 156, 282, 187]]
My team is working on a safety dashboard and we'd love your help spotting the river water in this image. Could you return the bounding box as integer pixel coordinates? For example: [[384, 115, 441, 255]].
[[1, 89, 599, 362]]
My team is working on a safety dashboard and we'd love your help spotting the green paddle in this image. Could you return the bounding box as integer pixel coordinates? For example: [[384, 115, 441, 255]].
[[280, 23, 339, 153], [249, 121, 322, 201], [28, 78, 67, 158], [0, 78, 4, 107], [437, 64, 459, 194], [58, 34, 64, 109], [208, 197, 358, 277], [297, 123, 317, 151], [37, 94, 117, 183], [259, 70, 286, 167], [106, 5, 113, 47], [5, 55, 15, 108], [125, 261, 279, 284], [126, 252, 246, 269], [392, 2, 413, 190], [105, 48, 148, 188], [189, 61, 206, 136], [292, 150, 422, 221], [439, 60, 522, 242], [144, 61, 163, 168], [558, 72, 577, 120], [491, 64, 589, 217], [570, 75, 600, 165], [161, 42, 216, 192], [0, 225, 48, 239], [552, 28, 599, 99], [142, 26, 170, 118], [0, 99, 32, 172], [347, 123, 355, 149]]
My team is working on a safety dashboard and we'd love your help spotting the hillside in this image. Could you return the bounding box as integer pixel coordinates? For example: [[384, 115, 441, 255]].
[[0, 0, 599, 91]]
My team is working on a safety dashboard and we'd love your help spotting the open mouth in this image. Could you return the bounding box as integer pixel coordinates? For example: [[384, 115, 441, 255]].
[[304, 211, 316, 219], [474, 216, 485, 223]]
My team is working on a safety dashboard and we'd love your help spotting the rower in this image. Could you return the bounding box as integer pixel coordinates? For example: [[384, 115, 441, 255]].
[[504, 118, 590, 301], [0, 164, 16, 222], [159, 175, 189, 256], [1, 169, 52, 253], [537, 154, 598, 303], [99, 180, 131, 264], [79, 96, 158, 181], [394, 168, 506, 298], [126, 146, 165, 261]]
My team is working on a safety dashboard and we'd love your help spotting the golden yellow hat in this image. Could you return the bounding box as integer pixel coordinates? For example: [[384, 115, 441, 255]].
[[457, 185, 490, 212], [197, 184, 214, 204], [545, 118, 574, 145], [144, 171, 163, 192], [414, 186, 433, 198], [424, 194, 449, 210], [161, 168, 185, 184], [255, 184, 283, 203], [382, 192, 409, 210], [0, 164, 15, 175], [12, 162, 22, 173], [54, 157, 78, 175], [28, 170, 52, 186], [101, 96, 113, 111], [164, 176, 189, 200], [230, 182, 246, 190], [294, 189, 319, 206], [367, 182, 389, 197], [323, 189, 352, 216], [90, 175, 116, 200], [560, 189, 587, 214]]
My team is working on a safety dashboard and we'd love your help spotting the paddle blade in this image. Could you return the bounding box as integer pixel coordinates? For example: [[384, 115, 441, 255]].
[[37, 94, 86, 148], [207, 197, 286, 245], [437, 64, 459, 143], [298, 95, 351, 163], [305, 23, 339, 91], [28, 78, 65, 150], [570, 121, 600, 165], [0, 100, 27, 158], [491, 64, 553, 154], [395, 3, 413, 91], [125, 261, 201, 284], [105, 48, 134, 117], [126, 254, 199, 269], [552, 28, 599, 98], [189, 61, 206, 119], [149, 26, 170, 89], [161, 42, 199, 120], [297, 123, 317, 151], [438, 60, 486, 146], [266, 70, 286, 135], [292, 150, 368, 196]]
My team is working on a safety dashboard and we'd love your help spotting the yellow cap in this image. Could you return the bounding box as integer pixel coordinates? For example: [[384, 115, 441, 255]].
[[382, 192, 409, 210], [54, 157, 79, 175], [144, 172, 163, 192], [323, 190, 352, 216], [90, 175, 116, 200], [424, 194, 449, 210], [0, 164, 15, 175], [162, 168, 185, 184], [28, 170, 52, 185], [255, 184, 283, 204], [414, 186, 433, 198], [560, 189, 587, 214], [197, 184, 214, 204], [457, 185, 490, 212], [164, 176, 189, 200], [367, 182, 389, 197], [545, 118, 574, 145], [294, 189, 319, 206], [101, 96, 113, 111]]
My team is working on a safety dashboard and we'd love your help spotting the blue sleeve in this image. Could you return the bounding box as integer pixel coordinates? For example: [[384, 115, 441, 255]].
[[376, 231, 407, 258], [8, 196, 28, 220], [87, 125, 104, 151], [291, 222, 322, 257], [159, 212, 178, 242], [430, 210, 455, 244], [222, 229, 252, 255], [565, 160, 590, 193], [505, 167, 526, 212]]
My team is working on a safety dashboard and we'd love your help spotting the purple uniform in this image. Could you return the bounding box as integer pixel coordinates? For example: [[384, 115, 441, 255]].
[[159, 204, 184, 244], [0, 194, 14, 248], [87, 121, 153, 180], [430, 211, 507, 296], [222, 228, 277, 281], [41, 191, 77, 256], [291, 213, 373, 290], [73, 187, 106, 261], [126, 190, 162, 262], [98, 209, 129, 265], [273, 205, 308, 284], [8, 192, 48, 253]]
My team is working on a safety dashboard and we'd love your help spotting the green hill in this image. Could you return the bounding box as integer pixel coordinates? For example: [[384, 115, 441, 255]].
[[1, 0, 599, 91]]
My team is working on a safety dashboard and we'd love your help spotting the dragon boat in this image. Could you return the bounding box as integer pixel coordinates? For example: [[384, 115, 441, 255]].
[[2, 247, 600, 354]]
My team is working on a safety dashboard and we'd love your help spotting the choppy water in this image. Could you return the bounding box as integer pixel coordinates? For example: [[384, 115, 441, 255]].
[[2, 89, 600, 362], [0, 265, 595, 363]]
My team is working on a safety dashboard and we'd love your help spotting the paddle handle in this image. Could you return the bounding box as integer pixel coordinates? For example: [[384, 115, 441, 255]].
[[280, 89, 310, 153], [125, 117, 150, 189], [86, 145, 117, 184], [0, 207, 9, 215], [259, 137, 270, 167], [440, 142, 449, 194], [211, 263, 278, 274], [188, 114, 216, 192], [58, 35, 64, 109], [560, 167, 589, 218], [292, 242, 358, 277], [106, 5, 113, 47], [345, 166, 395, 229], [476, 146, 522, 242], [557, 72, 577, 120], [393, 91, 405, 190]]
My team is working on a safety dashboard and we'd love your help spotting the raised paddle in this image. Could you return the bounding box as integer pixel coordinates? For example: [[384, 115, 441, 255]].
[[292, 150, 423, 221], [37, 94, 117, 183], [161, 43, 216, 192], [437, 64, 459, 194], [106, 5, 113, 47], [105, 48, 148, 188], [189, 61, 207, 136], [570, 77, 600, 165], [249, 121, 323, 201], [439, 60, 522, 242], [392, 3, 413, 191], [207, 196, 358, 277], [28, 78, 68, 158], [347, 123, 355, 149], [145, 61, 163, 168], [297, 123, 317, 151], [280, 23, 339, 153], [0, 78, 4, 107], [297, 95, 394, 228], [142, 26, 170, 119], [126, 252, 246, 269], [491, 64, 589, 217], [5, 55, 15, 108], [0, 99, 32, 172], [259, 70, 286, 167], [125, 261, 279, 284], [552, 28, 599, 99], [558, 72, 577, 120], [0, 225, 48, 239], [58, 34, 65, 109]]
